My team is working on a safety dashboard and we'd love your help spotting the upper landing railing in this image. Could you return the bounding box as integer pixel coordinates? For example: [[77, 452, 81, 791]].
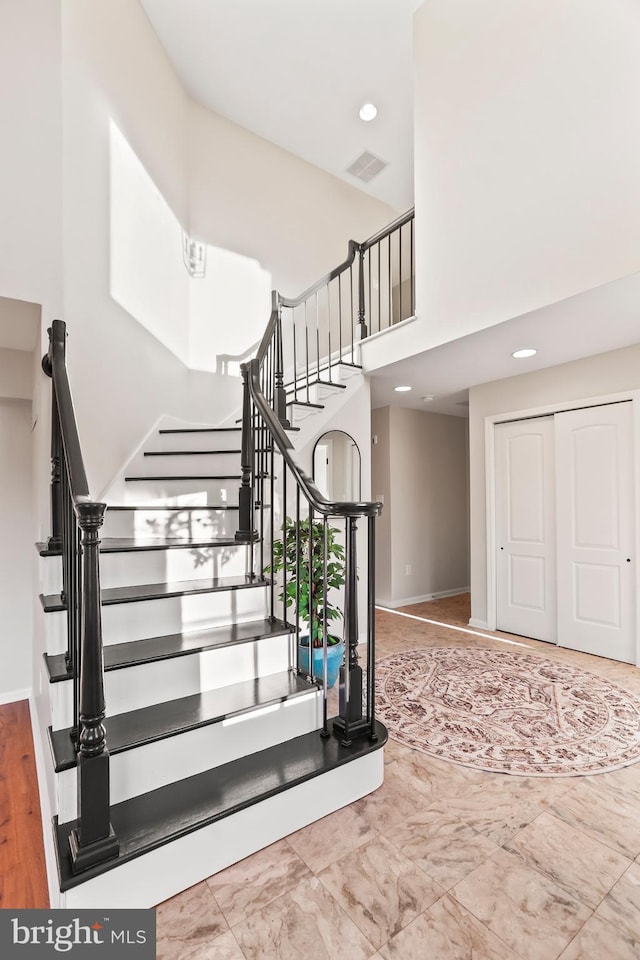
[[278, 207, 415, 407]]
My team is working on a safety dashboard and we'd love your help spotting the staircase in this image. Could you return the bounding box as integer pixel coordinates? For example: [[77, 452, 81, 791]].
[[36, 210, 413, 908]]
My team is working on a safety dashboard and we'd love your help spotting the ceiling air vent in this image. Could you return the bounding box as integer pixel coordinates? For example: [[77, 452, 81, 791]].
[[346, 150, 389, 183]]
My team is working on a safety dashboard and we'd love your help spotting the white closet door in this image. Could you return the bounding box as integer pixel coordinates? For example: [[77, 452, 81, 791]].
[[555, 402, 635, 663], [496, 418, 557, 641]]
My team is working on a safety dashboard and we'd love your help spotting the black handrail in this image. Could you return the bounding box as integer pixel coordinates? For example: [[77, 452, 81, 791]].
[[246, 359, 380, 519], [361, 205, 415, 251], [44, 321, 90, 500], [42, 320, 119, 874], [279, 240, 360, 310], [237, 210, 414, 746]]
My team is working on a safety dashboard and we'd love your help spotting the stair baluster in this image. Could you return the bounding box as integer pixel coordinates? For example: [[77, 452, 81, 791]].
[[69, 501, 119, 873], [235, 366, 256, 544]]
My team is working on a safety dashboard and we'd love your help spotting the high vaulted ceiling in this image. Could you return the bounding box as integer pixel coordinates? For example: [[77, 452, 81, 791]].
[[140, 0, 418, 212]]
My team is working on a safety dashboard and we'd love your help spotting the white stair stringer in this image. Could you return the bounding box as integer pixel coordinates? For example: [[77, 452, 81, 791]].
[[55, 747, 384, 909], [55, 688, 322, 822]]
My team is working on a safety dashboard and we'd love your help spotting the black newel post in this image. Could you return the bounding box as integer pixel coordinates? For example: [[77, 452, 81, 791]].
[[69, 500, 119, 874], [274, 297, 291, 429], [235, 365, 256, 544], [42, 325, 63, 555], [334, 517, 365, 744], [357, 245, 367, 340]]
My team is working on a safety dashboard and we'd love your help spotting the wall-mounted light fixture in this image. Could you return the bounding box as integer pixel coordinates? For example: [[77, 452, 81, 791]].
[[183, 233, 207, 278]]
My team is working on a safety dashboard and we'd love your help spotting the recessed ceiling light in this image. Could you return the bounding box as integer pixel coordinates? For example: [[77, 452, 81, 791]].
[[422, 395, 434, 402], [394, 385, 412, 393], [511, 348, 537, 359], [359, 103, 378, 122]]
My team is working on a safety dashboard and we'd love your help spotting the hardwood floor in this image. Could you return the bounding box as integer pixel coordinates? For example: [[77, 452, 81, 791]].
[[0, 700, 49, 908], [397, 591, 471, 628]]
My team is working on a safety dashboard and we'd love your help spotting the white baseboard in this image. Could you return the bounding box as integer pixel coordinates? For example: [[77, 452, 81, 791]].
[[375, 587, 470, 610], [468, 618, 490, 630], [0, 686, 31, 706]]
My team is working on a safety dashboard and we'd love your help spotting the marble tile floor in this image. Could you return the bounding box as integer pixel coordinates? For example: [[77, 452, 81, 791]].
[[156, 594, 640, 960]]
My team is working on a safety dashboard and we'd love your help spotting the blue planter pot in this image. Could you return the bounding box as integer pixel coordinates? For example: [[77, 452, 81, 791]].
[[299, 637, 344, 688]]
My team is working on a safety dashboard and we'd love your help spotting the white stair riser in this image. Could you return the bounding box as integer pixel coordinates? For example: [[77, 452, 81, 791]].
[[102, 508, 239, 540], [56, 691, 321, 822], [40, 545, 251, 593], [44, 587, 269, 655], [151, 431, 241, 453], [99, 544, 250, 589], [40, 556, 62, 595], [288, 383, 343, 405], [118, 478, 241, 504], [129, 452, 241, 478], [57, 749, 384, 909], [50, 633, 295, 729]]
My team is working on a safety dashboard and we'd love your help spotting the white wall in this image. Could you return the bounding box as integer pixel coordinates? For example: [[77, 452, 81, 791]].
[[188, 100, 398, 299], [0, 349, 33, 401], [469, 342, 640, 626], [363, 0, 640, 375], [372, 406, 468, 605], [57, 0, 400, 503], [371, 408, 392, 601], [61, 0, 222, 504], [0, 400, 34, 699], [0, 0, 62, 319]]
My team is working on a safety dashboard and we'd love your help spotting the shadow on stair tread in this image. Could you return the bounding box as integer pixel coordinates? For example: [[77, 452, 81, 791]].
[[40, 574, 271, 612], [54, 719, 387, 892], [49, 669, 316, 772], [45, 617, 296, 682], [38, 536, 244, 557]]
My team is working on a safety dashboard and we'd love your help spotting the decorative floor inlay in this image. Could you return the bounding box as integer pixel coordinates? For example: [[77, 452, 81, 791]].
[[375, 648, 640, 776]]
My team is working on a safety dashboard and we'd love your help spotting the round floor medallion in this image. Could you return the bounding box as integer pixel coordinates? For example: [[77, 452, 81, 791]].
[[376, 647, 640, 776]]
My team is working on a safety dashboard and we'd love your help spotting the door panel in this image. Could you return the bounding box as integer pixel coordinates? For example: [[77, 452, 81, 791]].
[[555, 403, 634, 663], [496, 418, 557, 641]]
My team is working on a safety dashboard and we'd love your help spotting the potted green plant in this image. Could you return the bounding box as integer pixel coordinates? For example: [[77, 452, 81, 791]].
[[267, 516, 345, 687]]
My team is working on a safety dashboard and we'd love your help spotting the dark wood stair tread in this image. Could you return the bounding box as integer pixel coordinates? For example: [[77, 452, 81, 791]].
[[49, 670, 314, 771], [125, 474, 241, 482], [106, 505, 239, 511], [286, 400, 324, 410], [159, 427, 241, 434], [54, 719, 387, 891], [39, 536, 242, 557], [40, 574, 270, 612], [45, 617, 295, 682], [144, 450, 241, 456], [99, 536, 241, 552], [286, 379, 346, 392]]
